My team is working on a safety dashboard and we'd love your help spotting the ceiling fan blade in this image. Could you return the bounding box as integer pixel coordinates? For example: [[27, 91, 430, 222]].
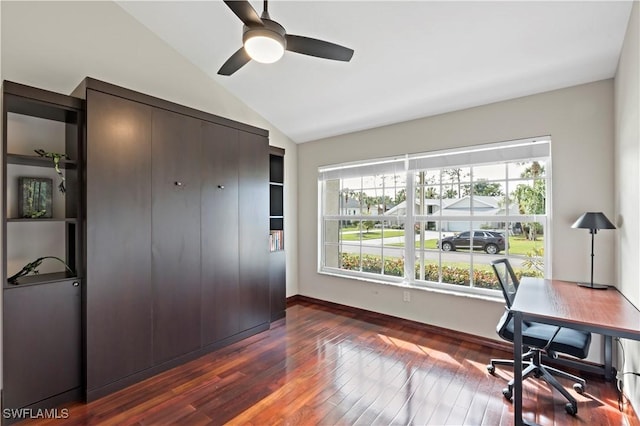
[[223, 0, 263, 27], [285, 34, 354, 62], [218, 47, 251, 76]]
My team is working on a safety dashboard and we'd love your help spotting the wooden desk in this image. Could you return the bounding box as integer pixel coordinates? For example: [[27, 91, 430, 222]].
[[511, 277, 640, 425]]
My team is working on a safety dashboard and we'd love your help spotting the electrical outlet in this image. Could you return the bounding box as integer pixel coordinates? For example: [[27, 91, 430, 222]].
[[403, 291, 410, 302]]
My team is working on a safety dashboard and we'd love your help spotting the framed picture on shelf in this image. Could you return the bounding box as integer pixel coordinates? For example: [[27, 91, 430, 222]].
[[18, 177, 53, 218]]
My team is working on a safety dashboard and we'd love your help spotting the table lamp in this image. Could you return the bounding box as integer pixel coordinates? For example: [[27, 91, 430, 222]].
[[571, 212, 616, 289]]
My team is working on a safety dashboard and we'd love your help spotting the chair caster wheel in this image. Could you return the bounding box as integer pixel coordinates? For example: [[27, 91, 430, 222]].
[[502, 388, 513, 401], [565, 402, 577, 415], [573, 383, 585, 394], [487, 364, 495, 375]]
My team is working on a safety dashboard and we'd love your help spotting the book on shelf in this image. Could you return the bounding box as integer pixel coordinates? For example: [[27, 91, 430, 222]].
[[269, 230, 284, 252]]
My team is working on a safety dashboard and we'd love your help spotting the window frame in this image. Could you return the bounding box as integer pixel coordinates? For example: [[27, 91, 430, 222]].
[[318, 137, 551, 297]]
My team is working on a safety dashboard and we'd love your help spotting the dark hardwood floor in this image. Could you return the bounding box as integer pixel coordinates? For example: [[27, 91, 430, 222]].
[[23, 300, 639, 425]]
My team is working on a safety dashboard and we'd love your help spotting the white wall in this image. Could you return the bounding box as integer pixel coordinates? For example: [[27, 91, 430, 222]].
[[298, 80, 615, 344], [614, 0, 640, 414], [0, 0, 300, 392]]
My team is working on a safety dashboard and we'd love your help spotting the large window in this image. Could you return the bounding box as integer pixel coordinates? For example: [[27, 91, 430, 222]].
[[319, 137, 550, 295]]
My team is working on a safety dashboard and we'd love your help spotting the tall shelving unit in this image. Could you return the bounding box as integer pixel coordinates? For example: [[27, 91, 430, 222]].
[[269, 147, 286, 321], [2, 81, 83, 411]]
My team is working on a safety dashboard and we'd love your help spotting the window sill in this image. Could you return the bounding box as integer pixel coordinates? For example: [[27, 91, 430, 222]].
[[318, 268, 504, 304]]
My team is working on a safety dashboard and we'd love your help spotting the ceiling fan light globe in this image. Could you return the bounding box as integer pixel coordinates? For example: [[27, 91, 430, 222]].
[[242, 24, 286, 64], [245, 35, 284, 63]]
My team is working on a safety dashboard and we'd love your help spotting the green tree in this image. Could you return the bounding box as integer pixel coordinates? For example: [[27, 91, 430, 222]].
[[444, 188, 458, 198], [511, 161, 545, 240], [363, 195, 375, 213], [340, 188, 357, 205], [362, 220, 376, 233], [394, 189, 406, 205], [463, 180, 504, 197], [424, 186, 438, 199], [372, 195, 393, 213], [444, 168, 467, 198]]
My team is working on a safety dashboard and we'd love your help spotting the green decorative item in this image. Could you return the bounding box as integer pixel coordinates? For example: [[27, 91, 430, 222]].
[[18, 177, 53, 218], [34, 149, 68, 193], [7, 256, 74, 285]]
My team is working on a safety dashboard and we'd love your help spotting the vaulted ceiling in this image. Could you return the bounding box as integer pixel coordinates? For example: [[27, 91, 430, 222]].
[[118, 1, 633, 143]]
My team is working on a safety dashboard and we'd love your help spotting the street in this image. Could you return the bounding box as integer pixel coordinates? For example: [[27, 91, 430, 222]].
[[337, 231, 527, 268]]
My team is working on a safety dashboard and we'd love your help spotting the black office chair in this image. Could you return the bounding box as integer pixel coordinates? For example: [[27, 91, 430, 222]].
[[487, 258, 592, 415]]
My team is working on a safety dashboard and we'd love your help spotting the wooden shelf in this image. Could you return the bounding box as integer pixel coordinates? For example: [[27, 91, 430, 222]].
[[269, 151, 284, 184], [7, 153, 77, 169], [269, 150, 285, 320], [7, 217, 77, 223], [5, 271, 78, 288], [4, 81, 83, 123]]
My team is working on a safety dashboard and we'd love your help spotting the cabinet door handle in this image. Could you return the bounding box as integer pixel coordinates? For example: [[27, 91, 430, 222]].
[[72, 281, 80, 287], [218, 185, 225, 189], [174, 181, 184, 187]]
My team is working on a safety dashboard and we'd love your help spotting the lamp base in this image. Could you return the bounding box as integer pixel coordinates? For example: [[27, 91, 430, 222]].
[[577, 282, 609, 290]]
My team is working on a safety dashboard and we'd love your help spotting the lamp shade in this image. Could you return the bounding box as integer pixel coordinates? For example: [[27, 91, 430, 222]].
[[571, 212, 616, 231]]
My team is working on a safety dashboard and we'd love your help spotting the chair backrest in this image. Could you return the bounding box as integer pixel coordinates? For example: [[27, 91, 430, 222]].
[[491, 258, 519, 308]]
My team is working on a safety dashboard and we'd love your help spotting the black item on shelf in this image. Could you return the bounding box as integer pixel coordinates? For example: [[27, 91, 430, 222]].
[[7, 256, 74, 284]]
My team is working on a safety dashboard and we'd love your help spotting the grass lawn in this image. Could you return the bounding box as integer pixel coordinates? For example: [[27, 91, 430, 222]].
[[387, 235, 543, 255], [341, 229, 405, 241], [507, 236, 544, 253], [338, 227, 543, 255]]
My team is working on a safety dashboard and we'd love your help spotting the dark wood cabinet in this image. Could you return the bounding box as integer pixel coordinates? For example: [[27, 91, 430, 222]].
[[3, 280, 81, 410], [201, 123, 271, 343], [84, 89, 153, 393], [151, 108, 202, 363], [201, 122, 241, 345], [76, 78, 271, 399], [238, 131, 270, 331], [270, 250, 287, 320], [2, 81, 83, 411]]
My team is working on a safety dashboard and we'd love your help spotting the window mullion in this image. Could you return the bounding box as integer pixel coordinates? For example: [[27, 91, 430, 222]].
[[405, 170, 416, 281]]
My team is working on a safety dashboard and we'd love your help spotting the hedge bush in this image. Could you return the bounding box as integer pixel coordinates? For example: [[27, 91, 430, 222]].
[[339, 253, 541, 290]]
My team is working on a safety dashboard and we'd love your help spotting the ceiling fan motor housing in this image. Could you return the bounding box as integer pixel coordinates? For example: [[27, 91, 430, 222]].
[[242, 19, 287, 50]]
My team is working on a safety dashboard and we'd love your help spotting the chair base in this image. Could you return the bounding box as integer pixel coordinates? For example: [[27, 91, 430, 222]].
[[489, 349, 586, 416], [487, 349, 535, 374]]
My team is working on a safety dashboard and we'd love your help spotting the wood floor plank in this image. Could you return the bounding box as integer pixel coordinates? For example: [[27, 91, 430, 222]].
[[18, 302, 640, 426]]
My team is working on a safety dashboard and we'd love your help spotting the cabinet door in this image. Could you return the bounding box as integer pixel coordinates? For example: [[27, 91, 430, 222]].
[[270, 250, 286, 321], [86, 90, 153, 392], [151, 108, 202, 363], [201, 123, 240, 345], [3, 280, 81, 409], [238, 131, 270, 331]]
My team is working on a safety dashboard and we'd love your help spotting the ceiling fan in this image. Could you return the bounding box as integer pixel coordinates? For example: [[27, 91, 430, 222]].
[[218, 0, 354, 76]]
